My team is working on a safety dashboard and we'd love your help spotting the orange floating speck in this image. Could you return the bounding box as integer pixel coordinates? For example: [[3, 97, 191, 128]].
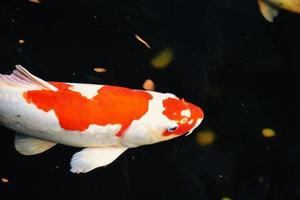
[[93, 67, 107, 73], [142, 79, 155, 91]]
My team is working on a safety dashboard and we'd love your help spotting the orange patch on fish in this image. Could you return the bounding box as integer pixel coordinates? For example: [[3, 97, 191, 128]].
[[162, 98, 203, 136], [23, 82, 153, 137]]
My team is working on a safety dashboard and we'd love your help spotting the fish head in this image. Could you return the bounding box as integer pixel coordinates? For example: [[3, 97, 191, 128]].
[[161, 97, 204, 138], [121, 95, 204, 147]]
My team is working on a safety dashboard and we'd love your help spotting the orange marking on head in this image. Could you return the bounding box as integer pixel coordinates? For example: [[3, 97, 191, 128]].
[[162, 97, 203, 136], [23, 82, 153, 137]]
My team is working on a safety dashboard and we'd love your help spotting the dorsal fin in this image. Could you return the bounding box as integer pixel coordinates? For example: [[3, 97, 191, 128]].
[[0, 65, 57, 91]]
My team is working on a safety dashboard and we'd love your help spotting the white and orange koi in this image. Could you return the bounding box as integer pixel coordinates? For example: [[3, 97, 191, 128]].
[[0, 65, 204, 173]]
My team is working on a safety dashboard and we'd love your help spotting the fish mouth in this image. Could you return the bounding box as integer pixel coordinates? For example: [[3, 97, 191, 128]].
[[185, 118, 203, 136], [185, 131, 192, 136]]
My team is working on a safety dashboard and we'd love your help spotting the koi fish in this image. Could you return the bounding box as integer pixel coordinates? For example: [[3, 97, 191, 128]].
[[257, 0, 300, 22], [0, 65, 204, 173]]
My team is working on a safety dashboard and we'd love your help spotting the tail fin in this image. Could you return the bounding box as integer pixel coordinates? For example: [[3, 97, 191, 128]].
[[0, 65, 57, 91]]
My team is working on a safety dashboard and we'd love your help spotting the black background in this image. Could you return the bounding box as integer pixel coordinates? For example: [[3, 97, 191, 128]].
[[0, 0, 299, 199]]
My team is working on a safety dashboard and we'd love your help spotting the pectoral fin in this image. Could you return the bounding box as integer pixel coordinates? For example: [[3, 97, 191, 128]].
[[257, 0, 279, 22], [70, 147, 127, 173], [15, 134, 57, 155]]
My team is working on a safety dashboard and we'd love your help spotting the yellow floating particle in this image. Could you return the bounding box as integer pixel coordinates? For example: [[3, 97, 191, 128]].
[[151, 48, 174, 69], [18, 39, 25, 44], [221, 197, 232, 200], [262, 128, 276, 138], [195, 130, 216, 146], [1, 178, 9, 183], [142, 79, 155, 91]]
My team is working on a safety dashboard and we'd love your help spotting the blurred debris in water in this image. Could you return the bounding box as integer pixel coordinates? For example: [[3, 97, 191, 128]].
[[221, 197, 232, 200], [93, 67, 107, 73], [134, 34, 151, 49], [1, 178, 9, 183], [18, 39, 25, 44], [142, 79, 155, 91], [261, 128, 276, 138], [28, 0, 40, 3], [151, 47, 174, 69], [195, 130, 216, 146]]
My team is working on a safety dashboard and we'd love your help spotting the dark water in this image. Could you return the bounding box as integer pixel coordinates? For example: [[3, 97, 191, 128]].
[[0, 0, 299, 199]]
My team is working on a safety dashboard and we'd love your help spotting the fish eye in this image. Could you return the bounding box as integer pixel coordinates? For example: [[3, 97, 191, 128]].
[[167, 126, 178, 132]]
